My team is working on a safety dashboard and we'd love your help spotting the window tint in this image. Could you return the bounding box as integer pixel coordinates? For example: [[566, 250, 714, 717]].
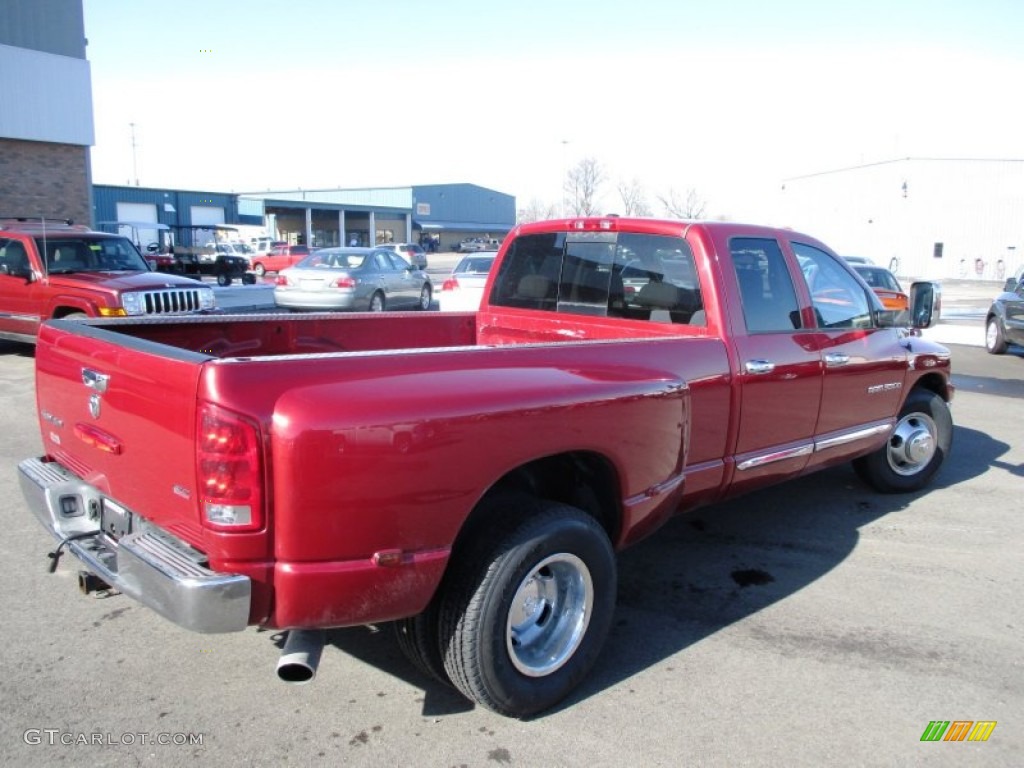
[[489, 233, 563, 310], [490, 231, 703, 323], [730, 238, 801, 332], [0, 239, 30, 274], [794, 242, 873, 329], [558, 239, 616, 316], [613, 233, 703, 323]]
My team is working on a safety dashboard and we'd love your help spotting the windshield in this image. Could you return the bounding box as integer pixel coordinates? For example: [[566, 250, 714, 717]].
[[36, 236, 150, 273]]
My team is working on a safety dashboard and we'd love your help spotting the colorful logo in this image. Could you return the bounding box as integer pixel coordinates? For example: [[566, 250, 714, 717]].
[[920, 721, 997, 742]]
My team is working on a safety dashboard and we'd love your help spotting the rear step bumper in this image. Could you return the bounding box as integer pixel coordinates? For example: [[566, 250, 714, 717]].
[[18, 457, 250, 634]]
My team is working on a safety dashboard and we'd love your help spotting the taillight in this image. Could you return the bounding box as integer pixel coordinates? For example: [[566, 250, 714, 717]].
[[442, 277, 460, 292], [274, 274, 289, 286], [197, 403, 263, 532], [331, 276, 356, 289]]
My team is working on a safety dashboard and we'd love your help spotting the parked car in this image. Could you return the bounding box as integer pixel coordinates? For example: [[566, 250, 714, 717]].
[[456, 237, 500, 253], [273, 247, 432, 311], [984, 274, 1024, 354], [842, 255, 875, 265], [252, 244, 311, 277], [852, 264, 909, 313], [438, 252, 497, 311], [377, 242, 427, 269], [249, 236, 277, 256]]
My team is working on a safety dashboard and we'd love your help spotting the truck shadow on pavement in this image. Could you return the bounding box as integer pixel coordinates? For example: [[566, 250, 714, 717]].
[[314, 422, 1009, 719], [0, 340, 35, 358]]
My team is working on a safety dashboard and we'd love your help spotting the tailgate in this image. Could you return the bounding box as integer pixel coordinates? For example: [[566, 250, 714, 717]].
[[33, 321, 207, 546]]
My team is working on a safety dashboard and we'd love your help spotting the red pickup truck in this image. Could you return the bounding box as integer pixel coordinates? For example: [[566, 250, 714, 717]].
[[0, 217, 216, 343], [18, 217, 950, 717]]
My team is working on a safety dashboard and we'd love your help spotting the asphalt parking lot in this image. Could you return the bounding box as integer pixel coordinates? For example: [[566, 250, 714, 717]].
[[0, 278, 1020, 767]]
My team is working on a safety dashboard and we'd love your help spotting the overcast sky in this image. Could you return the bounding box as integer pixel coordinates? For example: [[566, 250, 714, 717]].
[[83, 0, 1024, 222]]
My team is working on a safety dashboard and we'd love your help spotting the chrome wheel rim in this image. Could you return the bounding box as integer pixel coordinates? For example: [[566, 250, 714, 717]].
[[420, 287, 431, 309], [506, 553, 592, 677], [886, 411, 938, 476]]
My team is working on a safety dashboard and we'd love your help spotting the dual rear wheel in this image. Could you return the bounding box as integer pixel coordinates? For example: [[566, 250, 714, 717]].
[[394, 496, 615, 718]]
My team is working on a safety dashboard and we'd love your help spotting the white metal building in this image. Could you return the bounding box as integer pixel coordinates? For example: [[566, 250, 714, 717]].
[[777, 157, 1024, 283]]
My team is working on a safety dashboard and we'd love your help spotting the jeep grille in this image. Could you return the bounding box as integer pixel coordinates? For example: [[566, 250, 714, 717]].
[[140, 288, 207, 314]]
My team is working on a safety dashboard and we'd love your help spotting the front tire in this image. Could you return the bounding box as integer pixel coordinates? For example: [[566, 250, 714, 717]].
[[853, 389, 952, 492], [437, 496, 616, 718], [986, 316, 1008, 354], [254, 263, 267, 277]]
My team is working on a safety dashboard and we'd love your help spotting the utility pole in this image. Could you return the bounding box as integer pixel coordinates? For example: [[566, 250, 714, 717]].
[[560, 139, 569, 217], [130, 122, 139, 186]]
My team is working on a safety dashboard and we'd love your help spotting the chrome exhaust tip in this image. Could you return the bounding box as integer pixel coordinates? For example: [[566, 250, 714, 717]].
[[276, 629, 325, 684]]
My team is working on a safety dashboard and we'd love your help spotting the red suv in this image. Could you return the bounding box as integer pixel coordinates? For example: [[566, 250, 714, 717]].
[[0, 217, 215, 344], [251, 244, 310, 277]]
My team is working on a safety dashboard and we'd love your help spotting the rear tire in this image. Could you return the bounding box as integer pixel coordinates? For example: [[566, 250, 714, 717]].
[[418, 284, 432, 310], [853, 389, 952, 492], [393, 604, 450, 686], [369, 292, 385, 311], [985, 316, 1008, 355], [437, 496, 616, 718], [216, 273, 231, 287], [254, 263, 266, 277]]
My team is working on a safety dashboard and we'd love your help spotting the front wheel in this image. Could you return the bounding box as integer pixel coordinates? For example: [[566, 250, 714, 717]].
[[853, 389, 952, 493], [985, 316, 1008, 354], [437, 496, 616, 718], [253, 263, 267, 277]]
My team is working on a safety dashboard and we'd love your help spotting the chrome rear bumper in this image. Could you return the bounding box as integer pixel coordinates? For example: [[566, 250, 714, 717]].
[[18, 457, 250, 634]]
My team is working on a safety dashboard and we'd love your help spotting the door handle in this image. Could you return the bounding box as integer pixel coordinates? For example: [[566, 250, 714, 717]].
[[824, 353, 850, 367], [744, 359, 776, 375]]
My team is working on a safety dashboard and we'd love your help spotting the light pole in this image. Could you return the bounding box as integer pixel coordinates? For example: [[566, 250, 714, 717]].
[[129, 122, 139, 186], [561, 139, 569, 217]]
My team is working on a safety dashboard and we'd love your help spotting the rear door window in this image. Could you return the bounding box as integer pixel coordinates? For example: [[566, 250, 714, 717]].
[[730, 238, 801, 333]]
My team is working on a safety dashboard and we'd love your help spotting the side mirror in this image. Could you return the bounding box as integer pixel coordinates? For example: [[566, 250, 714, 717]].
[[1, 263, 34, 281], [909, 281, 941, 329]]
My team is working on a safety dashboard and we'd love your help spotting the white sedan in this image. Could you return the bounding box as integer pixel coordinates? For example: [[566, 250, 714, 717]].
[[438, 252, 497, 311]]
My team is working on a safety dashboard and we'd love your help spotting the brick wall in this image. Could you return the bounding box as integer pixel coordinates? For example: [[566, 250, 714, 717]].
[[0, 138, 92, 225]]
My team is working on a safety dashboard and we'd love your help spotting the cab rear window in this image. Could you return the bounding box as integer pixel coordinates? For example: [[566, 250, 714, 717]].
[[490, 232, 704, 324]]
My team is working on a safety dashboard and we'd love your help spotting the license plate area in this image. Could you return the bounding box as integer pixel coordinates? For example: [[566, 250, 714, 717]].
[[100, 499, 134, 539]]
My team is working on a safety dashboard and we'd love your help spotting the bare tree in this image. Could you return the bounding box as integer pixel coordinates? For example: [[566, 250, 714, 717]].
[[565, 157, 605, 216], [658, 187, 706, 219], [616, 178, 653, 217], [517, 198, 560, 224]]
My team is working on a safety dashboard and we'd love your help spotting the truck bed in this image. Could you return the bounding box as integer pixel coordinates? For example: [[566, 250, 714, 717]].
[[68, 308, 700, 359]]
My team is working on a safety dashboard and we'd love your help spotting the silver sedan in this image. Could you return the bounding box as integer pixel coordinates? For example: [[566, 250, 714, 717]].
[[273, 247, 432, 311]]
